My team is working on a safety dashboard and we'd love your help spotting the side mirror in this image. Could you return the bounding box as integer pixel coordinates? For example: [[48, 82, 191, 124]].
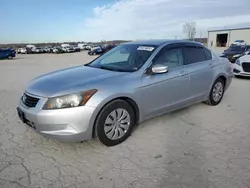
[[151, 64, 168, 74]]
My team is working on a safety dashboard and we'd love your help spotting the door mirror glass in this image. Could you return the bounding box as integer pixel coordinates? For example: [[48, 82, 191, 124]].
[[151, 64, 168, 74]]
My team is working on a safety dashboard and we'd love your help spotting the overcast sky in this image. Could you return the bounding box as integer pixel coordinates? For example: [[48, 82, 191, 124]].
[[1, 0, 250, 43]]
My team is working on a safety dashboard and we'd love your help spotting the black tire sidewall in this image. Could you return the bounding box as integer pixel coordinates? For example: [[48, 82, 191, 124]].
[[209, 78, 225, 105], [96, 100, 135, 146]]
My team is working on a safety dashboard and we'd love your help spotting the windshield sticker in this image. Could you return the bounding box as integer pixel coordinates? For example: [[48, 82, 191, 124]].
[[137, 46, 155, 51]]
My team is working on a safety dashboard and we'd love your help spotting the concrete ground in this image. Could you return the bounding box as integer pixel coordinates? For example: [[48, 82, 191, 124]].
[[0, 52, 249, 188]]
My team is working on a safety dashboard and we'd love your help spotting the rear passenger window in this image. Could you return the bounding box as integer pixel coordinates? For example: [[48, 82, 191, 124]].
[[184, 47, 207, 64], [204, 48, 212, 60]]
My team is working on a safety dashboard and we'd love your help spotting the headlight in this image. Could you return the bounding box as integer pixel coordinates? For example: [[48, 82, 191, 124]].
[[235, 59, 241, 66], [43, 89, 97, 110], [233, 54, 241, 58]]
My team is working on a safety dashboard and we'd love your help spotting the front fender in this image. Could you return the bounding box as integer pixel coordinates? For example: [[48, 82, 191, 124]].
[[86, 92, 141, 138]]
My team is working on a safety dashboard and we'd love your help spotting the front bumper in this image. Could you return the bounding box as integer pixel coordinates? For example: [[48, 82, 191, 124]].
[[232, 64, 250, 77], [17, 94, 96, 142]]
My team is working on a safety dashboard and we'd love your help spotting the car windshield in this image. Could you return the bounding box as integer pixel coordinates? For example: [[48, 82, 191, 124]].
[[87, 44, 157, 72]]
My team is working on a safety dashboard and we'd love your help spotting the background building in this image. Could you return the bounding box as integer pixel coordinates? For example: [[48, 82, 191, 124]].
[[208, 24, 250, 53]]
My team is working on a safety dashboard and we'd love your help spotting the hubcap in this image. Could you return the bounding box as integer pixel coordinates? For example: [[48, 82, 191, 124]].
[[104, 108, 131, 140], [212, 82, 223, 102]]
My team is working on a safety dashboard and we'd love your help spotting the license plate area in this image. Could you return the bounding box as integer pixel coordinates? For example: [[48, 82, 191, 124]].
[[17, 107, 36, 130]]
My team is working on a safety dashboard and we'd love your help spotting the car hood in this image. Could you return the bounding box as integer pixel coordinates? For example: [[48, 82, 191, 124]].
[[223, 51, 241, 56], [26, 65, 124, 97], [239, 55, 250, 63]]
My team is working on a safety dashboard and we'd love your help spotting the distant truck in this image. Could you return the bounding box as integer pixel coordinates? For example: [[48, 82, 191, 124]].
[[77, 43, 87, 50], [26, 45, 36, 50], [61, 44, 70, 48]]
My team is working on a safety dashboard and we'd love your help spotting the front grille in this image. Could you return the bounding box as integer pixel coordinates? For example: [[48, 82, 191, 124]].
[[242, 63, 250, 73], [22, 93, 39, 108]]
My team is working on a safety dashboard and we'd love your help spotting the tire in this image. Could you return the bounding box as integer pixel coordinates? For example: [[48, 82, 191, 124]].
[[7, 56, 13, 60], [235, 75, 241, 78], [95, 100, 136, 146], [205, 78, 225, 106]]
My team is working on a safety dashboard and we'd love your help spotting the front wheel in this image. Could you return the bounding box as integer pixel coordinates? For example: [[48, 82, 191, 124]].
[[95, 100, 136, 146], [205, 78, 225, 106]]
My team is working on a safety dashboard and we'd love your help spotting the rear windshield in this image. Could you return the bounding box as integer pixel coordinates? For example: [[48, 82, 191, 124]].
[[227, 46, 245, 52]]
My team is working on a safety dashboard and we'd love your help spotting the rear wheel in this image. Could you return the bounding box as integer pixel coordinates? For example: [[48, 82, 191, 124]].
[[7, 56, 13, 60], [95, 100, 136, 146], [205, 78, 225, 106]]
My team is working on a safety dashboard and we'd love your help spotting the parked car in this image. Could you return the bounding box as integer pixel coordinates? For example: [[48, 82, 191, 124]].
[[101, 44, 117, 53], [26, 45, 36, 50], [52, 47, 64, 53], [17, 48, 27, 54], [0, 48, 16, 59], [232, 52, 250, 77], [221, 45, 250, 63], [78, 43, 87, 50], [231, 40, 246, 46], [33, 47, 44, 53], [73, 46, 81, 52], [62, 46, 74, 53], [42, 47, 53, 53], [26, 47, 34, 54], [17, 40, 233, 146], [88, 45, 103, 55], [85, 45, 93, 51]]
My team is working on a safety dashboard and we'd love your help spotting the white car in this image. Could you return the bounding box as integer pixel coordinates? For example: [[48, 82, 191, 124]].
[[62, 46, 74, 53], [231, 40, 247, 46], [232, 52, 250, 77], [17, 48, 27, 54]]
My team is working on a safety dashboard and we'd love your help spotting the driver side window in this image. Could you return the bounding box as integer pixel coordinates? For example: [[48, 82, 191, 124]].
[[153, 47, 184, 69]]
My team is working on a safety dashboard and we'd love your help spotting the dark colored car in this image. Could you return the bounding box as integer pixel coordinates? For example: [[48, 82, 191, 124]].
[[73, 46, 81, 52], [26, 48, 34, 54], [102, 44, 117, 53], [88, 46, 103, 55], [88, 44, 117, 56], [53, 47, 64, 53], [0, 48, 16, 59], [221, 45, 250, 63]]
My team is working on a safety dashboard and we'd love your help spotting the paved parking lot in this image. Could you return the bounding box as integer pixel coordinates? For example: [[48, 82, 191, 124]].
[[0, 52, 250, 188]]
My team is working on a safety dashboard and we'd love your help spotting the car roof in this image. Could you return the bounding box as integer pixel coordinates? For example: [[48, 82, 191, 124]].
[[124, 39, 204, 46]]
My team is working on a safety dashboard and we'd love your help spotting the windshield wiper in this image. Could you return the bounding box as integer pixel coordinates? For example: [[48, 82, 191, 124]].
[[84, 63, 91, 67], [99, 66, 122, 72]]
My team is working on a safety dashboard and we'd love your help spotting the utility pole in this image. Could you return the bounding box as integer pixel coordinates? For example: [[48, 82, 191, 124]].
[[200, 30, 202, 42]]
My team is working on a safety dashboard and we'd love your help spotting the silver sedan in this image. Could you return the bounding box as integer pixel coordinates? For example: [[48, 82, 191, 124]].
[[17, 40, 233, 146]]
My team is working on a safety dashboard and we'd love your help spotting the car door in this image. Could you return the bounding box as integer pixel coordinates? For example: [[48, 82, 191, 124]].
[[182, 44, 214, 102], [140, 44, 190, 118], [0, 50, 6, 59]]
